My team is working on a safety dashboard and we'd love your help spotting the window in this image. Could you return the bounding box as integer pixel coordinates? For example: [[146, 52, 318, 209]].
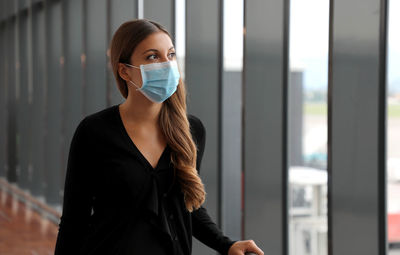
[[288, 0, 329, 254]]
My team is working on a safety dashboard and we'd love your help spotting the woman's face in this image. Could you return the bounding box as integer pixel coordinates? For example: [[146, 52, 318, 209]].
[[125, 31, 176, 89]]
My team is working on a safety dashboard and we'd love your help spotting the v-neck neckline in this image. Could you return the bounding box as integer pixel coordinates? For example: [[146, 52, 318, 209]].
[[115, 103, 169, 171]]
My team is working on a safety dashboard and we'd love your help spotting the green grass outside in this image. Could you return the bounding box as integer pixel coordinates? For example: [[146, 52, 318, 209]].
[[304, 102, 400, 118], [304, 103, 327, 115]]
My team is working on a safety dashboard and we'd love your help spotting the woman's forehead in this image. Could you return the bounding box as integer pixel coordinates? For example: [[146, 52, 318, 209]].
[[134, 31, 174, 54]]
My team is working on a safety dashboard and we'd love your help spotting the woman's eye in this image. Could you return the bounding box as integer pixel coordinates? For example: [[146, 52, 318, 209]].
[[168, 52, 176, 59], [147, 54, 158, 60]]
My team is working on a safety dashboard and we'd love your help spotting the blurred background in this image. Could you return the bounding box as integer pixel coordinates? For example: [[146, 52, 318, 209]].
[[0, 0, 399, 254]]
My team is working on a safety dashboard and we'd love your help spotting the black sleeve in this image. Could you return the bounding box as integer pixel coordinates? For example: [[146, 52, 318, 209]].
[[188, 114, 238, 255], [54, 117, 95, 255]]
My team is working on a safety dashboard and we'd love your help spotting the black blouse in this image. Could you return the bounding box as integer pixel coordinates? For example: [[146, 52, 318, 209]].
[[54, 103, 237, 255]]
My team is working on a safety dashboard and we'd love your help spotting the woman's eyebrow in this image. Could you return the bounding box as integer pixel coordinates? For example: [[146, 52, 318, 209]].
[[142, 47, 175, 55]]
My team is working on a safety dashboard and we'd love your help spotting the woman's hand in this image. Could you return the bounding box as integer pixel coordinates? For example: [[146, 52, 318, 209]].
[[227, 240, 264, 255]]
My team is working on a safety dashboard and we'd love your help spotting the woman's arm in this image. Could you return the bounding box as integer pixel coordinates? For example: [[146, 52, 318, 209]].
[[192, 205, 238, 255], [188, 115, 238, 255], [54, 117, 95, 255]]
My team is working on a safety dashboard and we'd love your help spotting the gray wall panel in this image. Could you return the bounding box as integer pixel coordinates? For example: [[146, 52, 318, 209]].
[[18, 0, 29, 11], [288, 71, 304, 166], [44, 0, 63, 205], [109, 0, 137, 33], [17, 11, 31, 190], [3, 0, 14, 21], [62, 0, 84, 194], [221, 71, 242, 240], [186, 0, 221, 254], [85, 0, 107, 114], [0, 23, 6, 178], [328, 0, 387, 254], [0, 0, 4, 22], [143, 0, 175, 40], [244, 0, 289, 254], [31, 2, 46, 197], [108, 0, 137, 106], [7, 18, 18, 183]]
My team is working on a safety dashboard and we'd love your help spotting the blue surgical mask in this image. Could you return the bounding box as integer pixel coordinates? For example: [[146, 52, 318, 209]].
[[124, 60, 180, 103]]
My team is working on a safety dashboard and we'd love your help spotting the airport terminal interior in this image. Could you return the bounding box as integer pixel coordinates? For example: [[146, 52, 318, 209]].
[[0, 0, 399, 254]]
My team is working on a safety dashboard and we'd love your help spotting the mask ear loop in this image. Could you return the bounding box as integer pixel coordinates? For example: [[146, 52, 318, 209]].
[[124, 63, 141, 91], [128, 80, 141, 91]]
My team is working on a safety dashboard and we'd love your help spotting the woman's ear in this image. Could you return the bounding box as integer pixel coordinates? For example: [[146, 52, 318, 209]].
[[118, 63, 131, 82]]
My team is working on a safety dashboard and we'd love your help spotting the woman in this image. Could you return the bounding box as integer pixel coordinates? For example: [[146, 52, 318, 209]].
[[54, 19, 264, 255]]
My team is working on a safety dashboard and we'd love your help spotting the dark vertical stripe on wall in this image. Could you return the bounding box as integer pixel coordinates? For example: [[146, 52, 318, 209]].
[[328, 0, 387, 254], [143, 0, 175, 42], [31, 1, 46, 197], [378, 0, 388, 254], [0, 22, 6, 178], [282, 0, 290, 254], [7, 17, 17, 183], [218, 0, 223, 232], [17, 8, 30, 190], [186, 0, 221, 254], [243, 0, 288, 254], [14, 2, 21, 187], [327, 0, 333, 254], [0, 0, 4, 22], [27, 2, 34, 193]]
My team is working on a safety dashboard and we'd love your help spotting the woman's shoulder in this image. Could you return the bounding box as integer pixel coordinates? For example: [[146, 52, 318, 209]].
[[187, 113, 206, 145], [74, 104, 119, 139], [80, 104, 119, 128], [85, 104, 118, 125], [187, 114, 205, 133]]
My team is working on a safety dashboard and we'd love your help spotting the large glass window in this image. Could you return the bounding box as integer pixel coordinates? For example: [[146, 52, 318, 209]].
[[288, 0, 329, 254], [387, 0, 400, 254], [175, 0, 185, 78], [222, 0, 244, 240]]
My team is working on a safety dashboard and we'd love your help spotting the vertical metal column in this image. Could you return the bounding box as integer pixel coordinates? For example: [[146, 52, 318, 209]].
[[186, 0, 222, 254], [328, 0, 388, 254], [108, 0, 137, 105], [62, 0, 84, 195], [143, 0, 175, 40], [31, 0, 46, 197], [221, 68, 242, 241], [0, 20, 6, 178], [6, 5, 18, 183], [0, 0, 3, 21], [44, 0, 63, 205], [221, 0, 243, 241], [14, 1, 21, 185], [18, 0, 29, 10], [288, 71, 304, 166], [243, 0, 289, 254], [109, 0, 137, 33], [17, 7, 30, 190], [84, 0, 107, 114], [0, 0, 6, 179]]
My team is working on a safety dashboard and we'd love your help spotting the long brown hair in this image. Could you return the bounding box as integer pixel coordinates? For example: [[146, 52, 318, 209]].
[[109, 19, 206, 212]]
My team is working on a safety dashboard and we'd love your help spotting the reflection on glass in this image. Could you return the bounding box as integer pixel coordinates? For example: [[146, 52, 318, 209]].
[[222, 0, 244, 240], [223, 0, 243, 71], [387, 0, 400, 254], [175, 0, 186, 79], [288, 0, 329, 254]]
